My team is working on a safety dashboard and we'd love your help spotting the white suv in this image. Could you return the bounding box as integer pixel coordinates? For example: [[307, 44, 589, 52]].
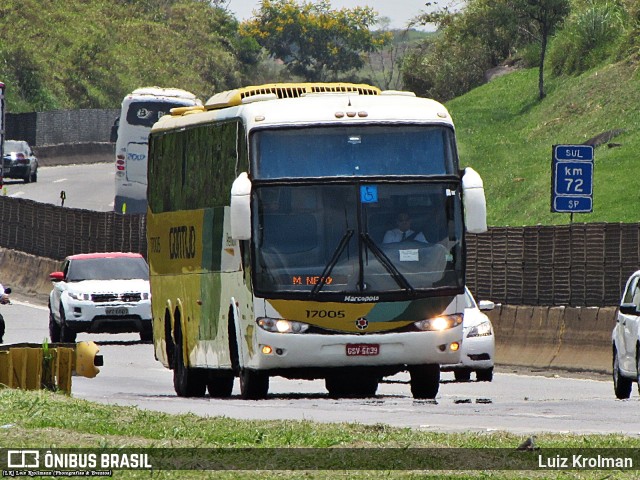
[[612, 270, 640, 399], [48, 252, 152, 342]]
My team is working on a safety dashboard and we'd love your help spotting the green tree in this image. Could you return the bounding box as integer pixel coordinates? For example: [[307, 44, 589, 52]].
[[507, 0, 570, 99], [240, 0, 389, 82], [404, 0, 525, 101]]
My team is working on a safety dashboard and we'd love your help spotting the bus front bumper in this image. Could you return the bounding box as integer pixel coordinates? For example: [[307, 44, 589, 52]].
[[245, 327, 463, 370]]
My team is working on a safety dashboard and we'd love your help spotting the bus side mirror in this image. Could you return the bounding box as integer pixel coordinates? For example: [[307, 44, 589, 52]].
[[230, 172, 252, 240], [462, 167, 487, 234]]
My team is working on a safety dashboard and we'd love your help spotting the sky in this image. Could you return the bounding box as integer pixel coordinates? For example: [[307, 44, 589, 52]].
[[227, 0, 443, 31]]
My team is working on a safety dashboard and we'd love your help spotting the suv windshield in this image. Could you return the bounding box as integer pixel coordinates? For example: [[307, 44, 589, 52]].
[[252, 182, 463, 300], [67, 257, 149, 282], [3, 140, 28, 154]]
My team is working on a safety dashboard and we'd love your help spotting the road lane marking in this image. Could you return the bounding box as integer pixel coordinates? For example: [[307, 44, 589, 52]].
[[7, 299, 48, 311], [53, 178, 68, 183]]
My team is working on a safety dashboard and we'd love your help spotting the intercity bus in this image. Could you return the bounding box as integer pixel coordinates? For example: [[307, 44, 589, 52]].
[[113, 87, 201, 214], [146, 83, 487, 399]]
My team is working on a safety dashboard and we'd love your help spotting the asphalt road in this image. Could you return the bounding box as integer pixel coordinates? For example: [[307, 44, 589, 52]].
[[2, 162, 115, 212], [2, 296, 639, 436]]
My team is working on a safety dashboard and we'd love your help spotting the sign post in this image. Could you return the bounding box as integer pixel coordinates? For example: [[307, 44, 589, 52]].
[[551, 144, 594, 218]]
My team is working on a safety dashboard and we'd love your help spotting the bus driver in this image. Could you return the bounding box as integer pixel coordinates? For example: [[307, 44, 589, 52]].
[[383, 212, 428, 244]]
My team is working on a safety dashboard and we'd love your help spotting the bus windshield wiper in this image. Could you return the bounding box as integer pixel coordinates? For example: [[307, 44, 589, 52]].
[[311, 229, 354, 297], [360, 233, 415, 294]]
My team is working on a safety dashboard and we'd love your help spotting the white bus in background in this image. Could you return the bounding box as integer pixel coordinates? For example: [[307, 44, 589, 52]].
[[0, 81, 5, 185], [114, 87, 201, 214]]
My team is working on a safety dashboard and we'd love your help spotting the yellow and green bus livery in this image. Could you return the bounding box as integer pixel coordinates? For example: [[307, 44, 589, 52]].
[[147, 83, 487, 400]]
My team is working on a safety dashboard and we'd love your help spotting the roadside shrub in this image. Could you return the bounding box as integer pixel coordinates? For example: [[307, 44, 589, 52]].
[[549, 0, 626, 75], [402, 37, 491, 102]]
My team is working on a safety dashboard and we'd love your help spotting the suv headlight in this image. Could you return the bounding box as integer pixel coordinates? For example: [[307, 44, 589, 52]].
[[467, 320, 492, 338], [257, 317, 309, 334], [414, 314, 463, 331], [68, 292, 90, 301]]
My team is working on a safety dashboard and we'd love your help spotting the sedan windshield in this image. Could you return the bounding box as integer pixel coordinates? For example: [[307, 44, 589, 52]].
[[252, 183, 464, 300], [67, 257, 149, 282]]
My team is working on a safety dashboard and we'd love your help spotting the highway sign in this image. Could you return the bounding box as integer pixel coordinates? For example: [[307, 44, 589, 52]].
[[551, 144, 594, 214]]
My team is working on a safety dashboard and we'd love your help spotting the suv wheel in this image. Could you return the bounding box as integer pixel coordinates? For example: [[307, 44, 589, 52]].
[[59, 307, 77, 343], [49, 309, 61, 343], [613, 347, 632, 399]]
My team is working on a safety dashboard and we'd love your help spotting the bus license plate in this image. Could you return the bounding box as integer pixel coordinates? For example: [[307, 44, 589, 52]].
[[346, 344, 379, 356], [105, 307, 128, 316]]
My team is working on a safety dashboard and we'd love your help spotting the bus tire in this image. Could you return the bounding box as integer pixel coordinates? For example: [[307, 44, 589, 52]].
[[207, 373, 234, 398], [326, 375, 378, 398], [410, 364, 440, 399], [239, 369, 269, 400], [172, 326, 206, 397]]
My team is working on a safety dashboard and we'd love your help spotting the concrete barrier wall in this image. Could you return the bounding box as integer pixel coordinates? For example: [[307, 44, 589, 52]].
[[0, 247, 615, 375], [486, 305, 615, 374], [34, 142, 114, 166], [0, 248, 60, 302]]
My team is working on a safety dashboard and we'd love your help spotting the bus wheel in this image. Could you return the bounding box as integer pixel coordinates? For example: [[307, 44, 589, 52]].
[[239, 369, 269, 400], [325, 375, 378, 398], [207, 373, 234, 398], [409, 364, 440, 399], [172, 329, 206, 397]]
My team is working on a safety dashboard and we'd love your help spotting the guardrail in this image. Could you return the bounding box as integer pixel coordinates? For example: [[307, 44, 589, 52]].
[[0, 341, 103, 393]]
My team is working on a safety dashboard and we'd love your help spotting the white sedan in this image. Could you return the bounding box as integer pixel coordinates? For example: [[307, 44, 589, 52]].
[[441, 287, 495, 382], [48, 252, 152, 343]]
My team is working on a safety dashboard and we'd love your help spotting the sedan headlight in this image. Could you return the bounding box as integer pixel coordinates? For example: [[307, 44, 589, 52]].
[[467, 320, 493, 338], [257, 317, 309, 334], [68, 292, 90, 301], [414, 314, 463, 331]]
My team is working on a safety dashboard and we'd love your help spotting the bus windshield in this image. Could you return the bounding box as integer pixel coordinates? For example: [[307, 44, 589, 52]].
[[252, 182, 464, 300], [251, 125, 457, 179], [125, 99, 195, 128]]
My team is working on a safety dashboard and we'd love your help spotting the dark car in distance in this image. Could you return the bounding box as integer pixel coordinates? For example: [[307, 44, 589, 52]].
[[2, 140, 38, 183]]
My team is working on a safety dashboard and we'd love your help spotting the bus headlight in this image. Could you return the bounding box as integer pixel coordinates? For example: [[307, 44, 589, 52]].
[[257, 317, 310, 334], [467, 320, 492, 338], [414, 314, 463, 332]]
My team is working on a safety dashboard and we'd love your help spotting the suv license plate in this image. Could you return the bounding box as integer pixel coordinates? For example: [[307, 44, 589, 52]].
[[105, 307, 128, 316], [346, 344, 380, 356]]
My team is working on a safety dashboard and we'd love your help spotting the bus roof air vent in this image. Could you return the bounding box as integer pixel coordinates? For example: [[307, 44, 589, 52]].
[[380, 90, 416, 97], [204, 83, 381, 111]]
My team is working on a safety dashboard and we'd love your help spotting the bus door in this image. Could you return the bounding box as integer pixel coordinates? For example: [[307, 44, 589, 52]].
[[125, 141, 148, 185]]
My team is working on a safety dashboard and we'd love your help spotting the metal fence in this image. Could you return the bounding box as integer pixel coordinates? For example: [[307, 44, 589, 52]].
[[465, 223, 638, 306], [0, 196, 145, 261], [0, 195, 635, 306]]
